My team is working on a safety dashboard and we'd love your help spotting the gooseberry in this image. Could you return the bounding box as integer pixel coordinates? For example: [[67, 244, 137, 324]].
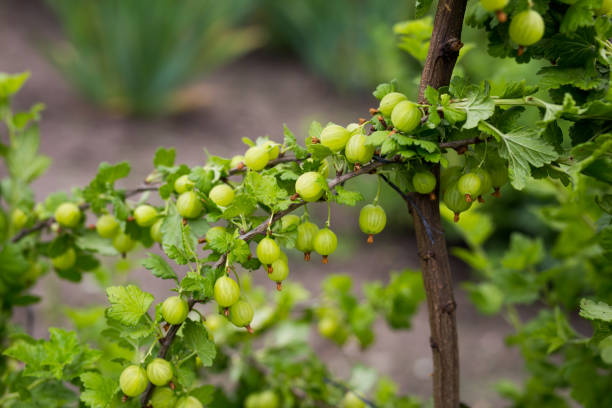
[[440, 166, 462, 194], [268, 258, 290, 291], [51, 248, 76, 270], [175, 396, 203, 408], [488, 164, 508, 197], [345, 134, 374, 164], [161, 296, 189, 325], [257, 237, 281, 271], [150, 387, 177, 408], [245, 394, 260, 408], [244, 145, 269, 171], [113, 232, 136, 254], [258, 390, 280, 408], [320, 124, 351, 152], [318, 316, 339, 338], [119, 365, 147, 397], [214, 276, 240, 307], [205, 226, 227, 244], [11, 208, 27, 230], [54, 202, 81, 228], [359, 204, 386, 243], [457, 173, 482, 203], [313, 228, 338, 264], [346, 122, 362, 134], [509, 10, 544, 46], [443, 183, 472, 222], [96, 214, 120, 238], [134, 204, 158, 227], [209, 184, 235, 207], [412, 171, 437, 195], [295, 171, 325, 202], [296, 221, 319, 261], [204, 314, 224, 332], [280, 214, 300, 231], [230, 300, 254, 332], [391, 100, 421, 133], [473, 168, 492, 202], [174, 175, 194, 194], [379, 92, 408, 116], [151, 218, 163, 243], [598, 0, 612, 15], [340, 392, 366, 408], [263, 140, 280, 160], [176, 191, 203, 219], [146, 358, 173, 386], [480, 0, 509, 11], [230, 154, 245, 169]]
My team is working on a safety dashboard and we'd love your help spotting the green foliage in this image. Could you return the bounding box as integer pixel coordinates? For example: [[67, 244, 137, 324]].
[[46, 0, 262, 115]]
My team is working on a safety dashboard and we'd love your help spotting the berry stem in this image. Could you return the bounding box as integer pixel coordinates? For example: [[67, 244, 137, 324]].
[[374, 176, 382, 205]]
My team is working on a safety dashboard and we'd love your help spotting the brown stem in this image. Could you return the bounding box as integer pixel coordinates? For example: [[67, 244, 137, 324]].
[[416, 0, 467, 406]]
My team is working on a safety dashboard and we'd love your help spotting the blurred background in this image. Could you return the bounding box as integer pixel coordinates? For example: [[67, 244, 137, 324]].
[[1, 0, 551, 406]]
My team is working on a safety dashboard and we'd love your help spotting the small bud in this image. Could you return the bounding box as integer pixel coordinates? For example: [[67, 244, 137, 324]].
[[224, 307, 229, 317], [198, 237, 206, 244], [182, 218, 187, 226], [276, 282, 283, 291], [496, 10, 507, 23], [465, 194, 473, 203], [358, 118, 366, 124], [454, 213, 460, 223], [311, 136, 320, 144], [290, 193, 300, 201], [127, 216, 134, 222], [492, 188, 501, 198], [246, 324, 254, 334], [267, 265, 273, 274], [236, 162, 245, 170], [304, 252, 311, 261], [369, 108, 379, 115], [367, 234, 374, 244], [478, 195, 485, 203], [429, 192, 437, 201], [517, 46, 525, 57], [322, 255, 328, 264]]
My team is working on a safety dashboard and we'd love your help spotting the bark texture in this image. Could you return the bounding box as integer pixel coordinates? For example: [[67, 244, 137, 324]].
[[415, 0, 468, 407]]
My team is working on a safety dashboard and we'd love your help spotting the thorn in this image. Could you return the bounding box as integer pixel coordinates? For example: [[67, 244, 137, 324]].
[[477, 195, 485, 203], [517, 45, 525, 57], [246, 324, 254, 333], [276, 282, 283, 291], [304, 252, 311, 261], [224, 307, 229, 317], [492, 188, 501, 198], [454, 213, 460, 223], [367, 234, 374, 244], [495, 10, 507, 23], [198, 237, 206, 244], [267, 265, 273, 274], [465, 194, 472, 203], [429, 192, 437, 201], [322, 255, 328, 264]]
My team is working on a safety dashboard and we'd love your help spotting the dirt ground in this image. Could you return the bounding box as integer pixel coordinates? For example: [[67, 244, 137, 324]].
[[1, 1, 524, 406]]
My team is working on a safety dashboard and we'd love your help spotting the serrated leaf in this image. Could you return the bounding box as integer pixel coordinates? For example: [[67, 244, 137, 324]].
[[459, 91, 495, 129], [283, 125, 309, 159], [330, 186, 364, 206], [106, 285, 154, 326], [365, 131, 390, 147], [80, 372, 118, 408], [141, 253, 177, 281], [190, 385, 216, 405], [153, 147, 175, 167], [580, 299, 612, 322], [372, 80, 397, 100], [182, 320, 216, 366]]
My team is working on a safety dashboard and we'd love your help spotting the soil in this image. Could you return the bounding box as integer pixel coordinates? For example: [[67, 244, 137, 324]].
[[1, 1, 523, 406]]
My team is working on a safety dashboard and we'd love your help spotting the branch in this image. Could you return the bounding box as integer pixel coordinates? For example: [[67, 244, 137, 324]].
[[228, 155, 308, 176], [439, 137, 485, 151]]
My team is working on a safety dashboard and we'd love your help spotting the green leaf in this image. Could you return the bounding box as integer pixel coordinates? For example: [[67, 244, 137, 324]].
[[330, 186, 364, 206], [190, 385, 216, 405], [182, 320, 216, 366], [365, 131, 390, 147], [459, 91, 495, 129], [141, 254, 177, 281], [80, 372, 118, 408], [415, 0, 434, 18], [181, 271, 208, 295], [283, 125, 309, 159], [372, 80, 397, 100], [106, 285, 154, 326], [154, 147, 176, 168], [501, 233, 544, 271], [307, 143, 333, 161], [244, 171, 290, 210], [0, 71, 30, 98], [95, 162, 130, 185], [580, 299, 612, 322], [559, 0, 597, 33], [76, 232, 119, 256]]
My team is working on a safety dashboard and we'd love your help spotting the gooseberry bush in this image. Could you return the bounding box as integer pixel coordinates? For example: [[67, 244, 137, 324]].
[[0, 0, 611, 407]]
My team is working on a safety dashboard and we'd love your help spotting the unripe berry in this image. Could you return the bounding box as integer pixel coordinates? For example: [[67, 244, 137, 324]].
[[146, 358, 173, 386], [345, 134, 374, 164], [473, 168, 492, 202], [296, 221, 319, 260], [359, 204, 386, 243], [378, 92, 407, 116], [204, 314, 225, 332], [176, 191, 203, 219], [263, 140, 280, 160], [340, 392, 366, 408], [209, 184, 235, 207], [509, 10, 544, 46], [346, 122, 362, 134], [134, 204, 158, 227], [175, 396, 203, 408], [11, 208, 28, 230], [230, 300, 254, 330], [161, 296, 189, 325], [412, 171, 437, 194], [280, 214, 300, 231], [51, 248, 76, 270], [268, 259, 289, 290], [480, 0, 509, 11], [313, 228, 337, 264], [230, 155, 245, 169], [174, 175, 194, 194], [318, 316, 339, 338], [245, 394, 260, 408], [214, 276, 240, 307], [96, 214, 120, 238], [258, 390, 280, 408], [54, 202, 81, 228], [443, 183, 472, 222], [257, 237, 281, 267], [457, 173, 482, 203], [488, 164, 508, 197], [150, 218, 163, 243], [244, 145, 269, 171], [598, 0, 612, 15], [119, 365, 147, 397], [113, 232, 136, 254], [295, 172, 325, 202], [391, 100, 421, 133], [320, 124, 351, 152], [150, 387, 177, 408]]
